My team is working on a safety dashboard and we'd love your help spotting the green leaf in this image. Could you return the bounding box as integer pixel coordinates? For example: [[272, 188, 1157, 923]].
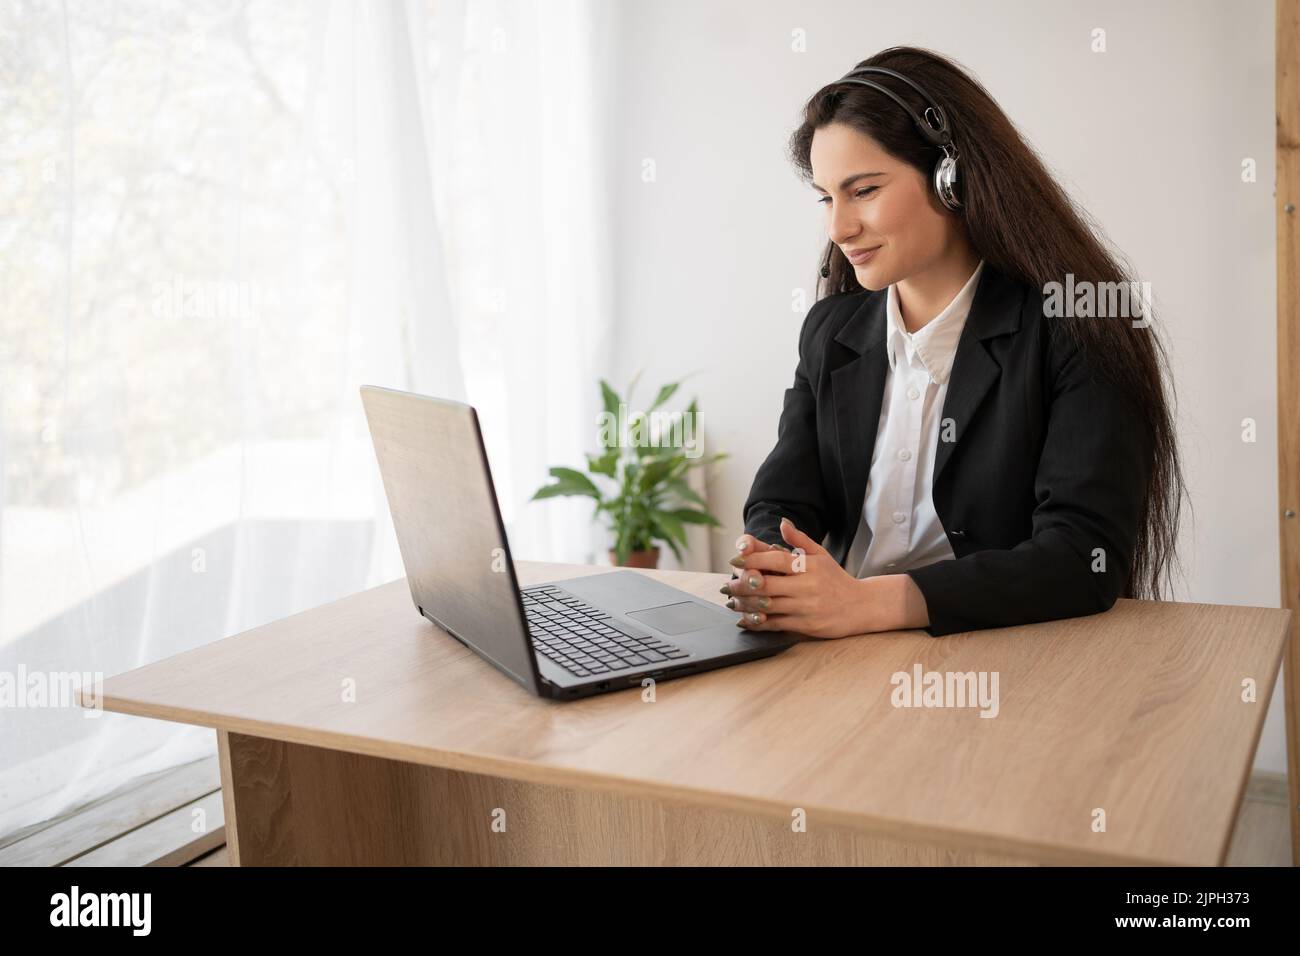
[[532, 466, 601, 501], [612, 520, 632, 566], [650, 510, 689, 548], [599, 379, 620, 417], [637, 454, 681, 492], [665, 477, 707, 508], [598, 380, 621, 451], [684, 451, 728, 468], [668, 507, 721, 527], [586, 450, 618, 478], [644, 514, 683, 562], [531, 484, 576, 501], [647, 381, 680, 412], [658, 532, 684, 564]]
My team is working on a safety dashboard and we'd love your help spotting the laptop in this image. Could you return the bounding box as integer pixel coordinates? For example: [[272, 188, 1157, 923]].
[[360, 384, 797, 700]]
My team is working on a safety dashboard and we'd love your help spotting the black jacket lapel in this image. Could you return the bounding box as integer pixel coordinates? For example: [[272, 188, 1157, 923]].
[[830, 293, 888, 561], [932, 265, 1024, 484]]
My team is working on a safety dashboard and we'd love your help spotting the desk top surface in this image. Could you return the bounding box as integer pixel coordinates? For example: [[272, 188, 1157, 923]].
[[94, 561, 1291, 865]]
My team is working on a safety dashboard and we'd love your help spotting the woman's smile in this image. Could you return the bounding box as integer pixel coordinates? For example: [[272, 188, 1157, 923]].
[[846, 245, 881, 265]]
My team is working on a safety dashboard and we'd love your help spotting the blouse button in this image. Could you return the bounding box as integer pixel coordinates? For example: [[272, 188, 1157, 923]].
[[891, 512, 905, 524], [906, 387, 920, 400], [897, 449, 911, 461]]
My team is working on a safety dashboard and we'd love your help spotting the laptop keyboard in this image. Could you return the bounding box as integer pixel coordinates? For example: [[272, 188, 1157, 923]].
[[521, 584, 690, 678]]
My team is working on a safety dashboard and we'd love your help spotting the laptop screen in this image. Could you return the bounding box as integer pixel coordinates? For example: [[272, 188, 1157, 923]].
[[361, 385, 540, 694]]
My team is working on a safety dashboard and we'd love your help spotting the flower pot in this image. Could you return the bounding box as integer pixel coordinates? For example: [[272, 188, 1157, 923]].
[[609, 545, 661, 569]]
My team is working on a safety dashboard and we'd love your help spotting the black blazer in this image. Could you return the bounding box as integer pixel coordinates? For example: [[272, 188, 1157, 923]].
[[742, 262, 1151, 637]]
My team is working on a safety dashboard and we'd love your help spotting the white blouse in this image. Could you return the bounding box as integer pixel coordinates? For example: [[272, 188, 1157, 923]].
[[844, 259, 986, 579]]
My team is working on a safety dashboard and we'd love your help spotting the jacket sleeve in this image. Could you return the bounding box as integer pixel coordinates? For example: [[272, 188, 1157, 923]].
[[904, 322, 1152, 637], [741, 297, 838, 550]]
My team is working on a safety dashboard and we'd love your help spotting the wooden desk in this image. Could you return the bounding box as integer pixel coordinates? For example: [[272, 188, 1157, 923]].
[[88, 562, 1294, 866]]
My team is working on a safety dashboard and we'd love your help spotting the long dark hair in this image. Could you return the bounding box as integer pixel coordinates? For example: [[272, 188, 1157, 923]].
[[788, 45, 1187, 602]]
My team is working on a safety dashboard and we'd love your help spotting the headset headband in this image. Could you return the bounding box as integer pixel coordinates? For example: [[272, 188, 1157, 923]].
[[830, 65, 953, 152]]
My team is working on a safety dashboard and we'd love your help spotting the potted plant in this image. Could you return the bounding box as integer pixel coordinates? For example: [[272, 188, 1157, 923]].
[[530, 373, 726, 568]]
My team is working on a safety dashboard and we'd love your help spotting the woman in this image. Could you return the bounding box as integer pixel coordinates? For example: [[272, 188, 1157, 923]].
[[724, 46, 1186, 638]]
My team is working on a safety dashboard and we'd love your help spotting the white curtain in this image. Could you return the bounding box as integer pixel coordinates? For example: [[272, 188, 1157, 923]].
[[422, 0, 618, 567], [0, 0, 614, 840]]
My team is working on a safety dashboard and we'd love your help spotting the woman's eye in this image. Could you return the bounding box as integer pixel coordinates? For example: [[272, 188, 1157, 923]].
[[816, 186, 878, 205]]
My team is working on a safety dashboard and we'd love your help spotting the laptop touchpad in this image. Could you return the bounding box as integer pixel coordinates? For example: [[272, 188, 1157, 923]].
[[626, 602, 721, 635]]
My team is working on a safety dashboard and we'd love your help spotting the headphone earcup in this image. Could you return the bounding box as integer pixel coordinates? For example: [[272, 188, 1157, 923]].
[[934, 155, 961, 211]]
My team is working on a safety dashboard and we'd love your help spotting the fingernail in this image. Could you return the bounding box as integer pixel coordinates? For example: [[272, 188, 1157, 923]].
[[771, 543, 792, 553], [725, 598, 737, 610], [718, 584, 731, 595], [728, 555, 746, 568], [747, 575, 761, 590], [758, 596, 770, 609], [746, 612, 761, 624]]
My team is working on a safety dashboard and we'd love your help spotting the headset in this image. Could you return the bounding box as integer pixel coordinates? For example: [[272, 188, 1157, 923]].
[[819, 64, 962, 278]]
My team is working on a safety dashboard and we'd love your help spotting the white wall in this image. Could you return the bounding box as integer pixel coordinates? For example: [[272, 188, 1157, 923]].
[[604, 0, 1285, 772]]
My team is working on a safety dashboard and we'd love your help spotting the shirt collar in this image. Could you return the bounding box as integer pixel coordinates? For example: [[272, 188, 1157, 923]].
[[885, 259, 986, 385]]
